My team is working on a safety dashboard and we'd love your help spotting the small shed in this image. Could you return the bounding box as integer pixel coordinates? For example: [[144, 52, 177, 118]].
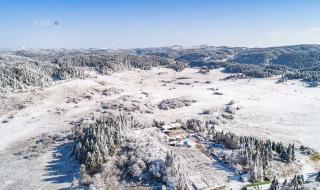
[[160, 122, 181, 133]]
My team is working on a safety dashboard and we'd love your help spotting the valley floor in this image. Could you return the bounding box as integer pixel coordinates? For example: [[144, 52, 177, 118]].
[[0, 68, 319, 189]]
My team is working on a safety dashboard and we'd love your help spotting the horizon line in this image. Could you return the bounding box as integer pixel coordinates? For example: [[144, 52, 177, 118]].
[[1, 43, 320, 52]]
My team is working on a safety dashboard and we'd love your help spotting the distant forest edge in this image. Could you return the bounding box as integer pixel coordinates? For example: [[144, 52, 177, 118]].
[[135, 44, 320, 87], [1, 44, 320, 94]]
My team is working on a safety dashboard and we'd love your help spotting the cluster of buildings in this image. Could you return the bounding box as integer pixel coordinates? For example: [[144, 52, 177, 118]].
[[158, 122, 192, 147]]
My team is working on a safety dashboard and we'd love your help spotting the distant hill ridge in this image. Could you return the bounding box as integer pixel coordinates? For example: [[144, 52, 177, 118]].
[[1, 44, 320, 94]]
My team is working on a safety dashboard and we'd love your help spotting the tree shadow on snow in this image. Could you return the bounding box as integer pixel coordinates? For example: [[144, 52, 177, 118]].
[[42, 142, 80, 188], [211, 156, 242, 182]]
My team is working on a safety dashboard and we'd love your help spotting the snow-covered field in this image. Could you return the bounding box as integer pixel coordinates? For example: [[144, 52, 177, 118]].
[[0, 67, 319, 189], [110, 68, 320, 150]]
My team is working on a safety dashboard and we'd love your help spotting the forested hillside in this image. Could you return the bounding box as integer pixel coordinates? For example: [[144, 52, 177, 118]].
[[1, 44, 320, 95]]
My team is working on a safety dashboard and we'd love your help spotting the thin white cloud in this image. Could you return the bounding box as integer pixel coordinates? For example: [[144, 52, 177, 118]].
[[305, 27, 320, 33]]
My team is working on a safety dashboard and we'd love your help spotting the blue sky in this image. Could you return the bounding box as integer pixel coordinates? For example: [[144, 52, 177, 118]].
[[1, 0, 320, 49]]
